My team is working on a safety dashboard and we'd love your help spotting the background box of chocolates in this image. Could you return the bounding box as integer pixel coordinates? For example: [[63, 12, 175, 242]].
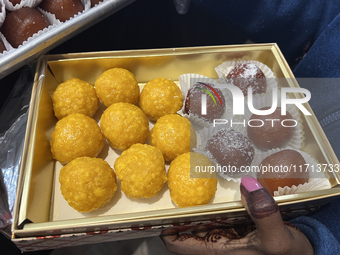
[[0, 0, 135, 79], [11, 44, 340, 252]]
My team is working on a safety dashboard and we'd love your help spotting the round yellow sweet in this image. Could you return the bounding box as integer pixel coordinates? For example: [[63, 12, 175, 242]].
[[150, 114, 196, 161], [114, 143, 167, 199], [51, 113, 104, 164], [59, 157, 117, 213], [95, 68, 139, 107], [168, 152, 217, 207], [139, 78, 183, 121], [52, 78, 99, 120], [100, 103, 149, 151]]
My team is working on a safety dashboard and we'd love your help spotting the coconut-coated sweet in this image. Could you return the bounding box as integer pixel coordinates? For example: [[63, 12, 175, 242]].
[[206, 128, 254, 177], [226, 63, 267, 96]]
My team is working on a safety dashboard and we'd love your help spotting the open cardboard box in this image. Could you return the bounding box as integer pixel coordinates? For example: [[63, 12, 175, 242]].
[[11, 44, 340, 251]]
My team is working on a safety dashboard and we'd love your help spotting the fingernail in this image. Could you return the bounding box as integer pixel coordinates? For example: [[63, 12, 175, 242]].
[[240, 175, 278, 220], [241, 175, 263, 192]]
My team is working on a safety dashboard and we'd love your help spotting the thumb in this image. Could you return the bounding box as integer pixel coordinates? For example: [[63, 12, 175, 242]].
[[240, 175, 293, 251]]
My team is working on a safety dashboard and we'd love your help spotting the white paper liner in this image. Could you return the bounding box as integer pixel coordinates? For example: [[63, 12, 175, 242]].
[[244, 91, 303, 153], [0, 32, 14, 56], [193, 123, 255, 182], [0, 0, 97, 59], [215, 60, 277, 96], [0, 7, 62, 51], [2, 1, 93, 51], [252, 147, 332, 196], [0, 0, 5, 27], [178, 73, 234, 128], [91, 0, 105, 7], [82, 0, 91, 10], [3, 0, 42, 11]]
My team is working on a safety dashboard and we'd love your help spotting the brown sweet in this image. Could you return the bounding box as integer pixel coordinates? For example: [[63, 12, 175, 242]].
[[1, 7, 50, 48], [257, 149, 309, 195], [247, 107, 295, 150], [39, 0, 83, 22], [226, 63, 267, 96], [206, 128, 254, 177], [0, 40, 5, 54], [184, 82, 226, 123]]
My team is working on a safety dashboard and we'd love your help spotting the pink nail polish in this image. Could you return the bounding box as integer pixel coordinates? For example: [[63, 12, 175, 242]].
[[241, 175, 263, 192]]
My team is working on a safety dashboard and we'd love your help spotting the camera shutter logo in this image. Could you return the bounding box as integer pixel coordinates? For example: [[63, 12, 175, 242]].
[[196, 82, 223, 115]]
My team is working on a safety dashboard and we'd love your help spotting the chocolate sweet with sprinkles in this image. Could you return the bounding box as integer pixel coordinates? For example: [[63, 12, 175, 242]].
[[205, 128, 254, 177], [226, 63, 267, 96]]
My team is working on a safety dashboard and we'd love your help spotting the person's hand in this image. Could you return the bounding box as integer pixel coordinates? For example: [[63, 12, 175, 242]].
[[161, 175, 314, 255]]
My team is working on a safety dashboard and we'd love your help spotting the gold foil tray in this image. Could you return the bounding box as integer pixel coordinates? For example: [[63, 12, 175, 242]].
[[12, 44, 340, 238]]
